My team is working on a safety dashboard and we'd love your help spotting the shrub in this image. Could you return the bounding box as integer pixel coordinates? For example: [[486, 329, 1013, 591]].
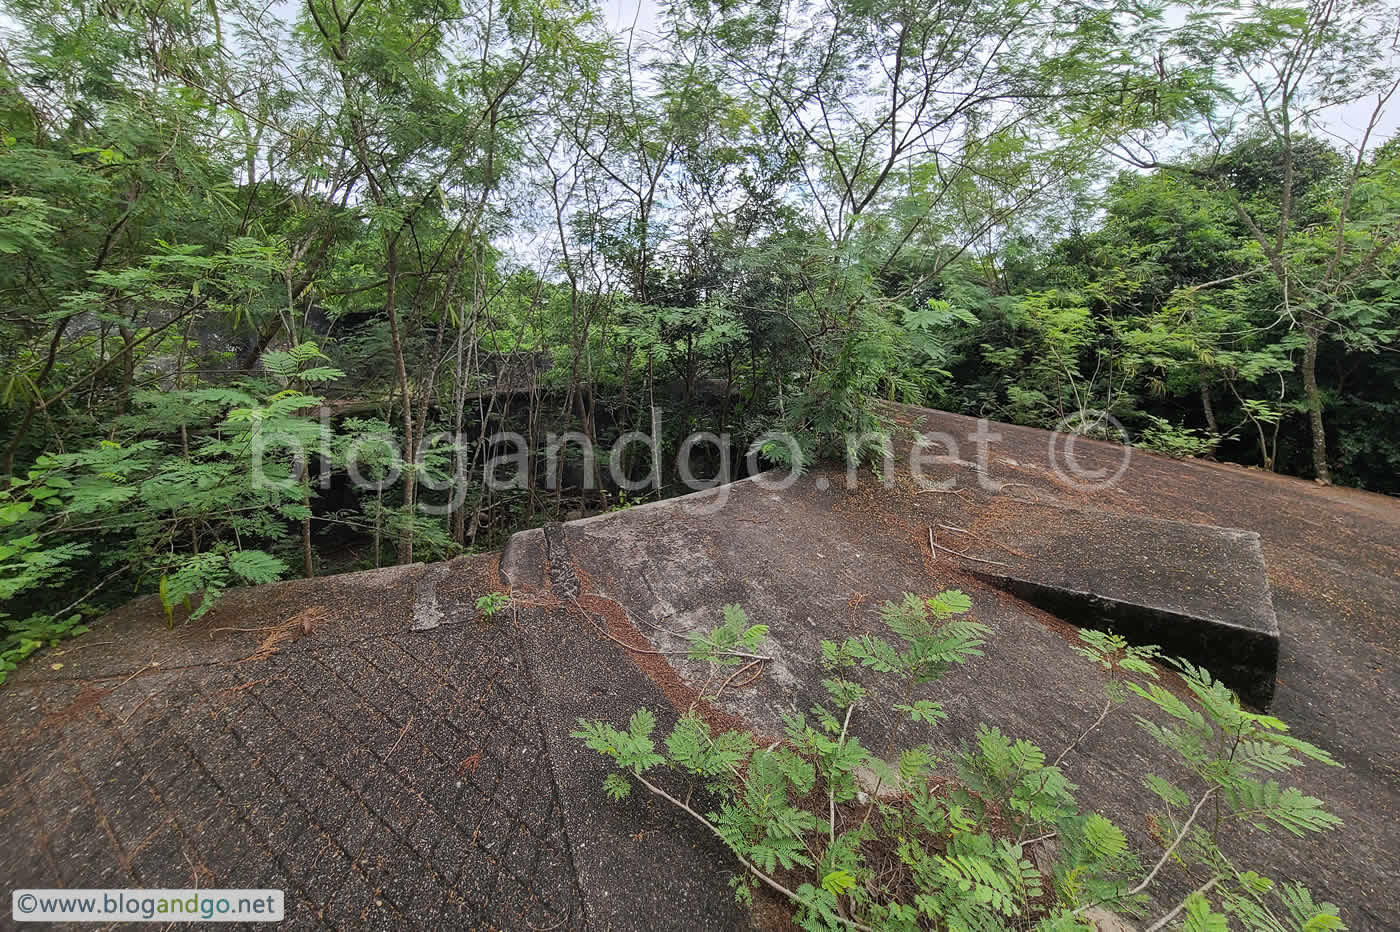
[[574, 594, 1344, 930], [1137, 416, 1219, 460]]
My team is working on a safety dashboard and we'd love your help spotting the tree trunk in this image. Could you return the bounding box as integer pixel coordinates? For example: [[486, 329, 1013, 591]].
[[1199, 378, 1218, 436], [451, 292, 472, 546], [374, 486, 383, 568], [113, 323, 137, 428], [385, 239, 417, 562], [237, 316, 283, 372], [3, 403, 38, 477], [302, 512, 314, 578], [1302, 327, 1331, 484]]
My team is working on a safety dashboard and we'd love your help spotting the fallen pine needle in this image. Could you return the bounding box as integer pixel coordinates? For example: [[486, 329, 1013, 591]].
[[385, 717, 414, 761]]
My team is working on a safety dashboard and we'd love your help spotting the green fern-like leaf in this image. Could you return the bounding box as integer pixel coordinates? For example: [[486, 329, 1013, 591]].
[[927, 589, 972, 619], [821, 868, 856, 896], [629, 707, 657, 739], [687, 604, 770, 665], [1183, 891, 1229, 932], [571, 719, 628, 757], [228, 549, 287, 584], [1081, 814, 1128, 863], [749, 835, 812, 872], [1281, 881, 1345, 931], [845, 634, 902, 673], [295, 366, 346, 384], [602, 773, 632, 800], [1224, 780, 1342, 836], [895, 699, 947, 724], [936, 853, 1020, 916], [881, 592, 933, 640]]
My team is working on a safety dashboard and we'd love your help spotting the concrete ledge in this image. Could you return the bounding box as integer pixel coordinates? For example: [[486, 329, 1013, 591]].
[[965, 501, 1280, 706], [500, 525, 757, 931], [499, 526, 547, 589]]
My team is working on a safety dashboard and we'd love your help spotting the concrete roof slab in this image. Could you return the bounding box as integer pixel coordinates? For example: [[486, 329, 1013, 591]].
[[4, 403, 1399, 931], [960, 500, 1281, 706]]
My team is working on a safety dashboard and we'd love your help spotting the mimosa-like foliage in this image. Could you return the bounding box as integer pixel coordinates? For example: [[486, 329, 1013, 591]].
[[575, 596, 1346, 930]]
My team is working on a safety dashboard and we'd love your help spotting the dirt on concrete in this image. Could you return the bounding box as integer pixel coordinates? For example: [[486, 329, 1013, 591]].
[[4, 402, 1398, 931], [1, 554, 584, 930], [507, 403, 1400, 931]]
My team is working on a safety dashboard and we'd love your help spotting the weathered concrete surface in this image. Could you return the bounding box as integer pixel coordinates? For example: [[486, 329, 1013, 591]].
[[505, 403, 1400, 930], [4, 402, 1398, 931], [1, 555, 584, 929], [501, 526, 758, 932], [960, 500, 1280, 706], [884, 404, 1400, 782]]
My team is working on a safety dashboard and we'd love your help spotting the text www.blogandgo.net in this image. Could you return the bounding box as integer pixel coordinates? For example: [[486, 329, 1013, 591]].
[[11, 889, 283, 923]]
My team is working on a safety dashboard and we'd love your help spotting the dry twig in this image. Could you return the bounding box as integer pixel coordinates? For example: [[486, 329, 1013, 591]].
[[928, 540, 1009, 567], [384, 717, 414, 761]]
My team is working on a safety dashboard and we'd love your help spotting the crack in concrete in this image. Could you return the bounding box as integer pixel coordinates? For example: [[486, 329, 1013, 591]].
[[542, 523, 580, 599]]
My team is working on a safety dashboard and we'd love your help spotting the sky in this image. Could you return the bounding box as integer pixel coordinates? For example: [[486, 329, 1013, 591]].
[[597, 0, 1400, 152], [2, 0, 1391, 148], [603, 0, 663, 40]]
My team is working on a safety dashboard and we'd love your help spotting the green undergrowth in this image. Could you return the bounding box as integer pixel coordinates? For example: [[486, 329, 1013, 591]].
[[574, 592, 1344, 931]]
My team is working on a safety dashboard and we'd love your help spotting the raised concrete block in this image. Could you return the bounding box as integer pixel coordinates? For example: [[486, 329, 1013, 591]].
[[967, 502, 1280, 707]]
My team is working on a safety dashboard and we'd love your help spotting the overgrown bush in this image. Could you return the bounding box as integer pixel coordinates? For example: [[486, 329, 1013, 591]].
[[575, 593, 1344, 930], [0, 343, 346, 683], [1136, 417, 1219, 460]]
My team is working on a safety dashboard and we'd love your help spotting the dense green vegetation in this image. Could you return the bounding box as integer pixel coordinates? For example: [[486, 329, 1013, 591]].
[[1, 0, 1397, 676], [576, 596, 1345, 929]]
